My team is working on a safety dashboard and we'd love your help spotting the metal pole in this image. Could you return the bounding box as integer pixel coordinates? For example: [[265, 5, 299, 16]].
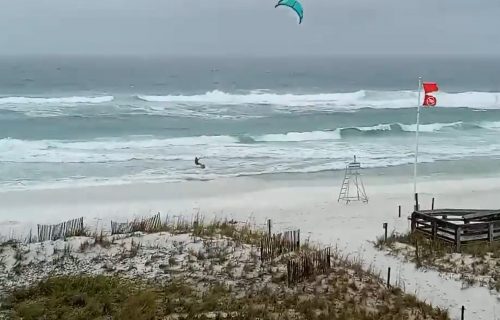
[[414, 77, 422, 195]]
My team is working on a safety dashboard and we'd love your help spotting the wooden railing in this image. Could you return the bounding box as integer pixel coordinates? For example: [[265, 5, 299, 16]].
[[411, 211, 500, 251]]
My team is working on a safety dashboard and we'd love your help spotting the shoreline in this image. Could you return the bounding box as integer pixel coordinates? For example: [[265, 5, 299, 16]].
[[2, 155, 500, 194]]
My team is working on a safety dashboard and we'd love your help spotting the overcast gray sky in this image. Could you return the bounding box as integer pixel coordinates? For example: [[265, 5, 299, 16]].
[[1, 0, 499, 56]]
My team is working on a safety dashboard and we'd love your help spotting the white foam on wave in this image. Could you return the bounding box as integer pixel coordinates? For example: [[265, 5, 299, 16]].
[[257, 130, 341, 142], [0, 135, 239, 163], [137, 90, 500, 110], [479, 121, 500, 130], [0, 96, 114, 105], [356, 124, 393, 131], [1, 119, 496, 163], [137, 90, 367, 107], [399, 122, 463, 132]]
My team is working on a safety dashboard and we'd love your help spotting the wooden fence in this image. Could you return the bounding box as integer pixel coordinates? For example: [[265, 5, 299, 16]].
[[111, 212, 162, 235], [411, 210, 500, 251], [37, 217, 84, 242], [287, 247, 332, 285], [260, 229, 300, 262]]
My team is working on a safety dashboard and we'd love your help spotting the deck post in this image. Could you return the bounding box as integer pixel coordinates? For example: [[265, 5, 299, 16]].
[[432, 221, 437, 240], [410, 212, 416, 232], [488, 223, 494, 244], [414, 193, 419, 211], [431, 197, 435, 210], [455, 226, 462, 252]]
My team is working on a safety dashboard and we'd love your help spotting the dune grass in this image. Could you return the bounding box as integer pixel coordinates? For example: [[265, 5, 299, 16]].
[[1, 274, 449, 320], [375, 231, 500, 291], [0, 217, 450, 320]]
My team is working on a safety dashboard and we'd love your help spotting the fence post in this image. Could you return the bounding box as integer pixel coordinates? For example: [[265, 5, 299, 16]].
[[387, 267, 391, 288], [267, 219, 272, 236], [398, 205, 401, 218], [383, 223, 388, 242], [461, 305, 465, 320], [297, 229, 300, 249], [431, 197, 435, 210]]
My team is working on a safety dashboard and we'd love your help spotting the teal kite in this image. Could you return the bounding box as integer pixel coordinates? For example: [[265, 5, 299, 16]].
[[275, 0, 304, 24]]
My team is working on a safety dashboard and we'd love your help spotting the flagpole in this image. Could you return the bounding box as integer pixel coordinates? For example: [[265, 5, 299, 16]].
[[413, 77, 422, 196]]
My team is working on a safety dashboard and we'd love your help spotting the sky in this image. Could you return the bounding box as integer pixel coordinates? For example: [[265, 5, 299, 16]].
[[1, 0, 500, 56]]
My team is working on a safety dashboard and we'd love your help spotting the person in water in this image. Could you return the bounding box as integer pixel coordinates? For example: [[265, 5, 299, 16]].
[[195, 157, 205, 169]]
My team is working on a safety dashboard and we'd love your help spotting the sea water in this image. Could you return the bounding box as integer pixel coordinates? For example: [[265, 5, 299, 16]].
[[1, 54, 500, 190]]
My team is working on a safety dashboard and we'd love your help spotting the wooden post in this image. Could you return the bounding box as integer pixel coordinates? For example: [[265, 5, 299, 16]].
[[488, 223, 494, 244], [387, 267, 391, 288], [414, 193, 419, 211], [383, 223, 388, 242], [461, 305, 465, 320], [398, 205, 401, 218], [410, 212, 416, 232], [432, 221, 437, 240], [267, 219, 272, 236], [455, 226, 462, 252], [431, 197, 435, 210]]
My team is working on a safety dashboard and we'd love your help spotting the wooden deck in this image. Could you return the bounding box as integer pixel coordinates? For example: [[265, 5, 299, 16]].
[[411, 209, 500, 251]]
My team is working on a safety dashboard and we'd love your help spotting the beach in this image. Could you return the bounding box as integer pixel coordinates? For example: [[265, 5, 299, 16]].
[[1, 169, 500, 319], [2, 55, 500, 319]]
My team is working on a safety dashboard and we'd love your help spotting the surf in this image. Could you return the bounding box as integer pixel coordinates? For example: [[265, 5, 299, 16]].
[[0, 96, 114, 105]]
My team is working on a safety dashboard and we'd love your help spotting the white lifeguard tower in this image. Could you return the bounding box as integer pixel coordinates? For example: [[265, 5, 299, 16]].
[[338, 155, 368, 204]]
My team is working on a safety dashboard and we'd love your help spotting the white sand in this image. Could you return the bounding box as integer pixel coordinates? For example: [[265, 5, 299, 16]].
[[1, 173, 500, 319]]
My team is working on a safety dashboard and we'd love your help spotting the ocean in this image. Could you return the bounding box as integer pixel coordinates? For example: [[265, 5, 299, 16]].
[[1, 54, 500, 190]]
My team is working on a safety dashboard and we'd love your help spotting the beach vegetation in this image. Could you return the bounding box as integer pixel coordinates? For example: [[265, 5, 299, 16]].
[[1, 274, 449, 320], [375, 230, 500, 292]]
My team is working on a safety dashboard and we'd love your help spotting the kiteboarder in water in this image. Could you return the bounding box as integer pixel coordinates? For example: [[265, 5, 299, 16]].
[[195, 157, 205, 169]]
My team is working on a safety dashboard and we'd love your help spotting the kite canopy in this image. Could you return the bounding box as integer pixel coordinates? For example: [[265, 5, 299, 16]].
[[275, 0, 304, 24]]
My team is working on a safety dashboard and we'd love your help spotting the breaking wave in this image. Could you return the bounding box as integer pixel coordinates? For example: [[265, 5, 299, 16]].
[[0, 96, 114, 105], [137, 90, 500, 110], [2, 119, 499, 162]]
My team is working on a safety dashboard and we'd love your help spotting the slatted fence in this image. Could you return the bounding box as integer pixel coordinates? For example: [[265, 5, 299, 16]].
[[37, 217, 84, 242], [260, 229, 300, 261], [287, 247, 332, 285], [111, 212, 162, 235]]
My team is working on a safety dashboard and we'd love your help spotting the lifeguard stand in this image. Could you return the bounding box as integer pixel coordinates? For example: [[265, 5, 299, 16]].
[[338, 155, 368, 204]]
